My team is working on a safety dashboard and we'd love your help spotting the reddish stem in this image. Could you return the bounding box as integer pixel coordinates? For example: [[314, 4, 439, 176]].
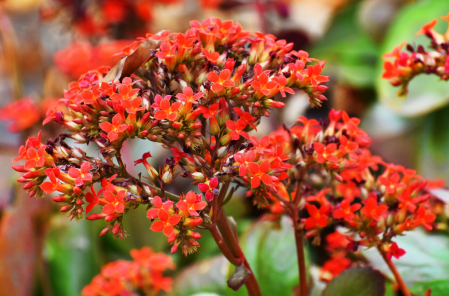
[[292, 207, 308, 296], [215, 208, 261, 296], [377, 246, 411, 296]]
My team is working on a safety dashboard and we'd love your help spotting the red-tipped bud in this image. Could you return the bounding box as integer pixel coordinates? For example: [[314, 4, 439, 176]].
[[76, 199, 84, 205], [191, 122, 202, 129], [172, 122, 182, 129], [23, 181, 36, 190], [60, 205, 74, 212], [178, 133, 185, 139], [171, 242, 180, 254], [183, 217, 203, 227], [230, 87, 240, 96], [12, 165, 28, 173], [17, 177, 28, 183], [187, 230, 202, 239], [264, 99, 285, 108], [112, 224, 120, 235], [86, 213, 106, 221], [52, 195, 71, 203], [149, 135, 158, 141], [140, 130, 149, 137], [73, 186, 83, 195], [127, 124, 135, 135], [99, 226, 111, 236]]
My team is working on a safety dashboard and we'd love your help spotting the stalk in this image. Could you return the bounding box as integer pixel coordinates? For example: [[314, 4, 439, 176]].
[[212, 208, 261, 296], [377, 246, 411, 296]]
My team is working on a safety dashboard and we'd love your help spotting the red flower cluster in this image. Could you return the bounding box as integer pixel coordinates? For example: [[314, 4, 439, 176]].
[[82, 247, 174, 296], [262, 108, 442, 261], [382, 14, 449, 96], [12, 17, 327, 253]]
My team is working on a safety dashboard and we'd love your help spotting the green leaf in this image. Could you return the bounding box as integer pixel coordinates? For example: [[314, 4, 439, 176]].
[[417, 105, 449, 181], [376, 0, 449, 117], [45, 218, 100, 296], [171, 256, 229, 296], [321, 266, 385, 296], [362, 229, 449, 287], [310, 3, 379, 88], [410, 279, 449, 296], [230, 216, 309, 296]]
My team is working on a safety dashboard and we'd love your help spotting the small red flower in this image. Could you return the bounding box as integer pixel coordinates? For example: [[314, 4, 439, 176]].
[[250, 136, 272, 154], [207, 69, 234, 93], [147, 196, 174, 219], [226, 119, 249, 140], [234, 108, 257, 130], [154, 97, 181, 121], [40, 168, 61, 194], [176, 87, 204, 104], [306, 62, 329, 86], [248, 160, 273, 188], [85, 185, 99, 213], [120, 97, 146, 113], [251, 72, 278, 96], [170, 147, 187, 163], [234, 150, 256, 176], [176, 191, 207, 216], [68, 162, 92, 187], [198, 178, 219, 201], [412, 206, 436, 230], [386, 242, 406, 260], [102, 190, 126, 215], [150, 210, 181, 237], [361, 196, 388, 221], [305, 204, 329, 230], [313, 142, 338, 163], [100, 114, 128, 142], [333, 200, 361, 221], [272, 75, 294, 97]]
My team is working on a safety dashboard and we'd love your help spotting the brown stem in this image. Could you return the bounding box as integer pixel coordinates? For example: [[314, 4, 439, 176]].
[[207, 224, 242, 265], [377, 246, 411, 296], [292, 213, 307, 296], [215, 208, 261, 296]]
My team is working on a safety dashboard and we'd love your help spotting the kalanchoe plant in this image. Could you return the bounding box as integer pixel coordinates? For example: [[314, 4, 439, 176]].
[[11, 17, 444, 296], [382, 13, 449, 96]]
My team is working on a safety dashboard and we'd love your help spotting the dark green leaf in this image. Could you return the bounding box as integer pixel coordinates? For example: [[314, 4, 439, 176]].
[[321, 266, 385, 296]]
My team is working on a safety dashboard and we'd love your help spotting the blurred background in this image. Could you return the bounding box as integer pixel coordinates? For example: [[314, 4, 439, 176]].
[[0, 0, 449, 295]]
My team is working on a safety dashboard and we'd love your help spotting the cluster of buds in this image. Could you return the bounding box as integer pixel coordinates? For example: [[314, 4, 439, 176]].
[[82, 247, 175, 296], [262, 109, 444, 267], [382, 13, 449, 96], [12, 17, 329, 254]]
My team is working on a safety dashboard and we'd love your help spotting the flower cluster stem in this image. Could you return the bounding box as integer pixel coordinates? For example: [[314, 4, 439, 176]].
[[211, 208, 261, 296], [293, 216, 308, 296], [377, 246, 411, 296]]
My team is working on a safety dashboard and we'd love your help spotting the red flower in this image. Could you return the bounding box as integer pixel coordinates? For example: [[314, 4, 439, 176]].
[[386, 242, 406, 260], [250, 136, 272, 154], [234, 107, 257, 130], [248, 160, 273, 188], [150, 210, 181, 237], [147, 196, 174, 219], [305, 204, 329, 230], [100, 114, 128, 142], [272, 75, 294, 97], [412, 206, 436, 230], [170, 147, 187, 162], [40, 168, 61, 194], [103, 190, 126, 215], [176, 191, 207, 216], [98, 174, 117, 195], [226, 119, 250, 140], [333, 200, 361, 221], [416, 19, 438, 36], [234, 150, 256, 176], [156, 42, 177, 60], [154, 97, 181, 121], [207, 70, 234, 93], [306, 62, 329, 86], [361, 196, 388, 221], [198, 178, 219, 201], [313, 142, 338, 163], [199, 103, 220, 118], [120, 97, 146, 113], [85, 185, 99, 213], [251, 72, 278, 96], [176, 87, 204, 104], [68, 162, 93, 187]]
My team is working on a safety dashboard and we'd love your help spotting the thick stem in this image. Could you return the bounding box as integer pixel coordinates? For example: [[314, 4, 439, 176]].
[[207, 224, 242, 266], [377, 246, 411, 296], [216, 208, 261, 296], [292, 216, 308, 296]]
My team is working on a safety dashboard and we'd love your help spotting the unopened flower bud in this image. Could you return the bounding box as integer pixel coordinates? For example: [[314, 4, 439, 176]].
[[191, 172, 205, 181], [217, 146, 228, 158], [162, 170, 173, 184]]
